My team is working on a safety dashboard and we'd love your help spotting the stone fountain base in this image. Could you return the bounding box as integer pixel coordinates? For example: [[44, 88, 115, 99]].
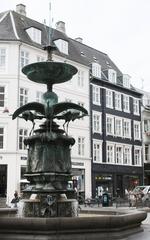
[[0, 208, 147, 240]]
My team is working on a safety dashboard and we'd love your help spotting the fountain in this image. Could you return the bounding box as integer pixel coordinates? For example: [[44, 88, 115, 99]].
[[0, 45, 147, 239]]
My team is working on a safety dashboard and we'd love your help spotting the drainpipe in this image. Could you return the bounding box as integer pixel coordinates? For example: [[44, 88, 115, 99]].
[[16, 42, 22, 152]]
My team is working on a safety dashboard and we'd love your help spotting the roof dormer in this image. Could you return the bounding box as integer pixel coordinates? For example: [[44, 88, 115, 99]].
[[123, 74, 131, 88], [54, 39, 68, 55], [91, 62, 101, 79], [26, 27, 41, 44]]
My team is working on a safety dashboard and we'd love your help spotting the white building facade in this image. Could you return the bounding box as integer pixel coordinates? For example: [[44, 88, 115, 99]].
[[0, 5, 91, 204]]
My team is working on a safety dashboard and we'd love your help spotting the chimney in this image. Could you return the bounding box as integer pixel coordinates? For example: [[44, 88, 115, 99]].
[[55, 21, 66, 33], [75, 37, 83, 43], [16, 4, 26, 16]]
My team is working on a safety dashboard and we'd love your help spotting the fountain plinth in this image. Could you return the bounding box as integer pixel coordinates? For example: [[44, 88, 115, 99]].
[[12, 50, 88, 217]]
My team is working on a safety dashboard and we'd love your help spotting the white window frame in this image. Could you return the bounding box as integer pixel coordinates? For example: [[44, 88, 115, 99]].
[[78, 101, 85, 120], [123, 95, 130, 112], [92, 85, 100, 105], [19, 128, 28, 150], [78, 70, 84, 88], [123, 118, 131, 138], [144, 119, 150, 132], [115, 145, 123, 164], [115, 117, 122, 137], [134, 121, 141, 140], [93, 111, 102, 133], [78, 137, 85, 156], [93, 140, 102, 163], [0, 48, 6, 72], [0, 85, 7, 109], [106, 143, 114, 164], [26, 27, 41, 44], [54, 39, 68, 55], [115, 92, 122, 110], [134, 147, 142, 166], [92, 62, 101, 79], [123, 74, 130, 88], [36, 91, 43, 103], [20, 87, 28, 107], [108, 69, 117, 83], [106, 89, 113, 108], [0, 126, 5, 150], [37, 55, 45, 62], [20, 50, 29, 69], [106, 115, 114, 135], [133, 98, 140, 115], [123, 145, 132, 165]]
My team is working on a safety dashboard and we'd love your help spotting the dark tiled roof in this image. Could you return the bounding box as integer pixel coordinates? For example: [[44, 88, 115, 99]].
[[0, 9, 141, 95]]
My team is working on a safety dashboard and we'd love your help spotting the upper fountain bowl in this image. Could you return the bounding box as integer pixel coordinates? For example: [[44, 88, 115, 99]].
[[22, 62, 78, 85]]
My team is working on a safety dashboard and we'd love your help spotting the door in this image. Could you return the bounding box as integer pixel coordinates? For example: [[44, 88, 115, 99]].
[[0, 164, 7, 197]]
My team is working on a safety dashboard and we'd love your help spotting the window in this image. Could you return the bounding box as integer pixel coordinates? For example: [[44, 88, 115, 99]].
[[0, 86, 5, 107], [123, 95, 130, 112], [0, 127, 4, 149], [92, 62, 101, 78], [123, 146, 131, 165], [123, 74, 130, 88], [123, 119, 131, 138], [115, 92, 122, 110], [115, 118, 122, 136], [93, 85, 100, 105], [65, 98, 72, 103], [78, 102, 85, 120], [93, 112, 101, 133], [115, 145, 123, 164], [78, 70, 84, 88], [106, 144, 114, 163], [20, 88, 28, 107], [78, 101, 84, 108], [19, 129, 28, 150], [26, 27, 41, 44], [106, 89, 113, 108], [106, 115, 114, 135], [144, 119, 150, 132], [54, 39, 68, 55], [93, 141, 102, 163], [133, 98, 139, 115], [134, 147, 141, 166], [134, 121, 141, 140], [145, 145, 149, 161], [78, 137, 85, 156], [108, 69, 116, 83], [0, 48, 6, 71], [20, 50, 29, 69], [36, 91, 43, 103], [37, 56, 45, 62]]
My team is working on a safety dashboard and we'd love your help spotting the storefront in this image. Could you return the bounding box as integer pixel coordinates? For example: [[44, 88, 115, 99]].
[[92, 165, 143, 198]]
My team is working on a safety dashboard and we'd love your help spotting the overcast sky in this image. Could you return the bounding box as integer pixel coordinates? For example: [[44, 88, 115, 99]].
[[1, 0, 150, 91]]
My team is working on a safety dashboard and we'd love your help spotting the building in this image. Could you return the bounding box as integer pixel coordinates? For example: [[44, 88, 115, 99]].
[[139, 90, 150, 185], [90, 70, 143, 198], [0, 4, 144, 203], [0, 4, 91, 203]]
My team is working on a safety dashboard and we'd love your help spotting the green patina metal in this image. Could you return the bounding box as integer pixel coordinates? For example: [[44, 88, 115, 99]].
[[12, 45, 88, 217]]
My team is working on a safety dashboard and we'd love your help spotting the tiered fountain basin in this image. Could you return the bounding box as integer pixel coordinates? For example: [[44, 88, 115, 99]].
[[0, 208, 147, 240]]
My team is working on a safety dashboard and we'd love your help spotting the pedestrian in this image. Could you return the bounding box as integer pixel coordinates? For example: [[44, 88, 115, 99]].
[[11, 190, 19, 208]]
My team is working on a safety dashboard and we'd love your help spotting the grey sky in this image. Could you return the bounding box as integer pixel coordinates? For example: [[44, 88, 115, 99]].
[[1, 0, 150, 91]]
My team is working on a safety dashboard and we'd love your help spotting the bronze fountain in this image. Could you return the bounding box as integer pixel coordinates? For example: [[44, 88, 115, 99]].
[[12, 45, 88, 217]]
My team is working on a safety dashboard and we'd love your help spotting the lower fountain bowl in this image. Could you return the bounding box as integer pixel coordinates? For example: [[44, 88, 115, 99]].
[[0, 208, 147, 240]]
